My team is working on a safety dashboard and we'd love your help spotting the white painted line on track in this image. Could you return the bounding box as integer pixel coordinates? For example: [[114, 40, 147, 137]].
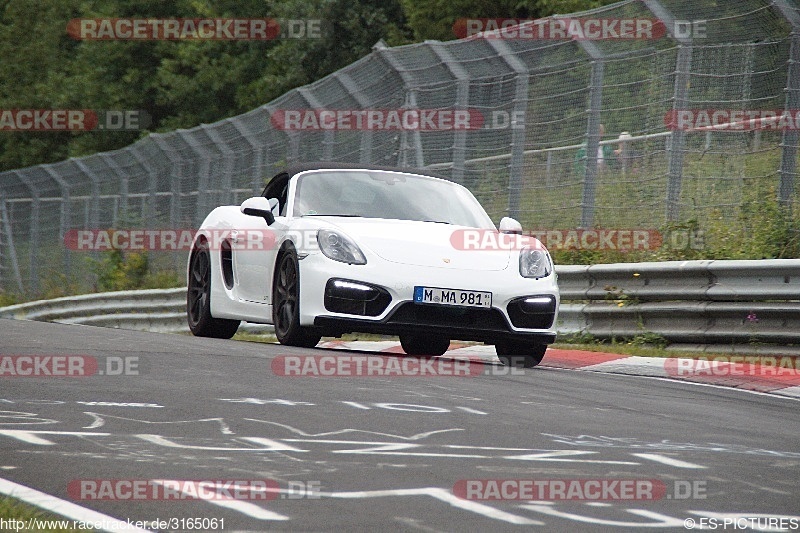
[[321, 341, 800, 400], [632, 453, 707, 469], [149, 481, 289, 521], [0, 430, 110, 445], [455, 406, 487, 415], [321, 487, 543, 525], [0, 477, 153, 532], [775, 385, 800, 398], [581, 356, 670, 372], [576, 370, 800, 402]]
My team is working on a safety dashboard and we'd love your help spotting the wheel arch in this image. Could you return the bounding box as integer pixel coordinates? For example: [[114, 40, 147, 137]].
[[272, 240, 297, 291]]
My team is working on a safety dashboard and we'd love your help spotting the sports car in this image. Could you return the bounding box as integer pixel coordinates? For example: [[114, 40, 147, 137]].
[[187, 164, 559, 367]]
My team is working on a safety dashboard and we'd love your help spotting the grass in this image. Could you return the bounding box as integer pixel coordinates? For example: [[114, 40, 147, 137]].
[[551, 341, 691, 359], [471, 142, 800, 266], [233, 330, 791, 361], [232, 331, 398, 345], [0, 496, 93, 532]]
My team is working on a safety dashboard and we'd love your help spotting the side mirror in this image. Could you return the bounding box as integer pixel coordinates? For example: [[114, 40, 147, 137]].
[[240, 197, 276, 225], [499, 217, 523, 235]]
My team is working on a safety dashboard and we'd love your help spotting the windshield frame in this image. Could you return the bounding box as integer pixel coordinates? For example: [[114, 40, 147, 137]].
[[287, 169, 495, 229]]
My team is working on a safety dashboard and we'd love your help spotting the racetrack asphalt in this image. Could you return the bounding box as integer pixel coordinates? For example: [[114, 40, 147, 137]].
[[1, 318, 798, 532]]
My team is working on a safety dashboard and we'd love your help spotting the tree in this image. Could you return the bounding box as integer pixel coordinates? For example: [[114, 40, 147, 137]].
[[0, 0, 622, 171]]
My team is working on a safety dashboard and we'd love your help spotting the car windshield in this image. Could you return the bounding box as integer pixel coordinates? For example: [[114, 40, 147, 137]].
[[292, 170, 495, 228]]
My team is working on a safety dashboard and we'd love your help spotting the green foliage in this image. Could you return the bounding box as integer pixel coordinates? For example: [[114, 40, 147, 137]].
[[87, 249, 184, 293], [0, 0, 621, 172], [89, 249, 149, 291], [533, 0, 620, 16], [626, 331, 668, 348], [556, 330, 597, 344], [399, 0, 620, 42], [0, 291, 19, 307], [0, 496, 88, 532], [38, 272, 83, 300], [704, 185, 800, 260], [0, 0, 415, 171], [400, 0, 539, 42], [138, 269, 185, 289], [544, 147, 800, 266]]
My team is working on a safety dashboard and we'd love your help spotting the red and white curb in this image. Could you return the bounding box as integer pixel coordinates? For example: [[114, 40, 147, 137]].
[[318, 341, 800, 400]]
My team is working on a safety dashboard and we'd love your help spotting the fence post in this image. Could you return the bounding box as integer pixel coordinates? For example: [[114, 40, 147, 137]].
[[127, 148, 158, 226], [28, 190, 39, 293], [487, 39, 528, 221], [580, 39, 606, 228], [200, 125, 236, 207], [779, 31, 800, 207], [71, 159, 102, 272], [230, 116, 268, 195], [7, 171, 39, 293], [770, 3, 800, 203], [266, 102, 300, 166], [42, 165, 72, 280], [298, 87, 335, 162], [333, 72, 374, 164], [643, 0, 692, 222], [375, 47, 424, 169], [72, 159, 100, 232], [176, 134, 213, 228], [150, 136, 183, 230], [0, 194, 24, 293], [101, 156, 128, 225], [665, 44, 692, 221], [430, 42, 469, 185]]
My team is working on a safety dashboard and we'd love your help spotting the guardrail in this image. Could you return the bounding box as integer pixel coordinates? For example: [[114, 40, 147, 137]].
[[1, 259, 798, 351], [556, 259, 800, 352], [0, 287, 271, 334]]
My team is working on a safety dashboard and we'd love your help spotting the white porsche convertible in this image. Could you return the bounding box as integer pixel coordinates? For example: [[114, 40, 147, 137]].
[[187, 164, 559, 367]]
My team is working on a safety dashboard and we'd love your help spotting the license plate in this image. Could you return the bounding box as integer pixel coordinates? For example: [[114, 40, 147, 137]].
[[413, 286, 492, 308]]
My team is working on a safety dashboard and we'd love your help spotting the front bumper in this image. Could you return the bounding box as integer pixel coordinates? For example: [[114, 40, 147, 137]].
[[314, 303, 556, 344], [299, 251, 559, 344]]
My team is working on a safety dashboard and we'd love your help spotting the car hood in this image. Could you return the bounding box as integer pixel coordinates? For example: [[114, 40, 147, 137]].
[[310, 217, 511, 271]]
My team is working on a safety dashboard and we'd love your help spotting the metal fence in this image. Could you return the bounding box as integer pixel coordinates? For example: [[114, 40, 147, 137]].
[[1, 0, 799, 296]]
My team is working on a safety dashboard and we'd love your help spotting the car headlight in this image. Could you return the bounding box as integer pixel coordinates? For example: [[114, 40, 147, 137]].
[[519, 247, 552, 278], [317, 230, 367, 265]]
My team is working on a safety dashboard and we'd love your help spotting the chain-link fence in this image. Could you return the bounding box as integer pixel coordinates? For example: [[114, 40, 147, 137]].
[[1, 0, 799, 296]]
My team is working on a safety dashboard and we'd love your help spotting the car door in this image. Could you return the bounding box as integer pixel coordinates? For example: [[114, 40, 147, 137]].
[[234, 174, 289, 305]]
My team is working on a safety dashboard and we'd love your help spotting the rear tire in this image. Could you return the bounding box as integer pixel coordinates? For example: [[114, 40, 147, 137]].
[[495, 341, 547, 368], [400, 333, 450, 356], [273, 248, 321, 348], [187, 245, 240, 339]]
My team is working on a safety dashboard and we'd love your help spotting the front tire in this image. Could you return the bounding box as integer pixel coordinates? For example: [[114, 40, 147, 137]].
[[273, 248, 321, 348], [495, 341, 547, 368], [187, 244, 240, 338], [400, 333, 450, 356]]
